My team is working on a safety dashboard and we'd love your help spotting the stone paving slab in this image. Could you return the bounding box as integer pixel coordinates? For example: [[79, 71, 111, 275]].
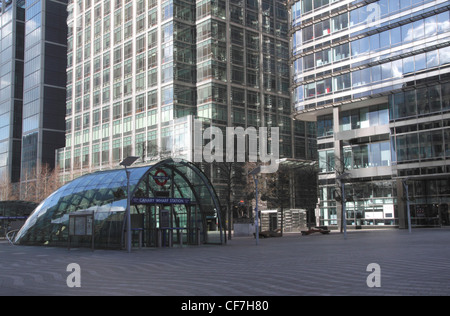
[[0, 228, 449, 296]]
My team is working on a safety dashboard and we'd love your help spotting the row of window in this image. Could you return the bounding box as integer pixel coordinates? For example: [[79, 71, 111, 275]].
[[67, 61, 197, 104], [394, 128, 450, 162], [67, 89, 293, 132], [67, 78, 292, 122], [68, 19, 177, 67], [318, 140, 391, 173], [317, 83, 450, 138], [69, 4, 289, 67], [340, 104, 389, 132], [67, 84, 173, 118], [389, 83, 450, 121], [61, 126, 187, 169], [292, 0, 434, 26], [293, 11, 450, 75], [319, 180, 395, 202], [294, 46, 450, 104], [66, 108, 175, 146]]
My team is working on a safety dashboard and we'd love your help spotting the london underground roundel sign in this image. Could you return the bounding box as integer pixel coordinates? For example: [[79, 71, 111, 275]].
[[153, 169, 169, 186]]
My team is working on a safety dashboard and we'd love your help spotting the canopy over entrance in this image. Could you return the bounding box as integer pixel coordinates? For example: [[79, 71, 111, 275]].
[[15, 159, 224, 249]]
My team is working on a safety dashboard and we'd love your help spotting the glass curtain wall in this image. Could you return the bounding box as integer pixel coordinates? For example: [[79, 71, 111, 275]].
[[0, 1, 25, 183]]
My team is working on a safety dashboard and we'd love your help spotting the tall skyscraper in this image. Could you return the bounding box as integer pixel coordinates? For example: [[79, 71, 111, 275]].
[[0, 0, 25, 183], [58, 0, 316, 184], [21, 0, 67, 180], [0, 0, 67, 188], [290, 0, 450, 228]]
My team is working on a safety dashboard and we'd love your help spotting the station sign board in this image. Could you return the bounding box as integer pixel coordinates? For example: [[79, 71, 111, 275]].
[[131, 197, 191, 205]]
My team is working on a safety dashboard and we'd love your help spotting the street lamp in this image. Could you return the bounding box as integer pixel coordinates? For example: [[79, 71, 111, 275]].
[[249, 166, 261, 245], [402, 177, 412, 234], [120, 156, 140, 253], [336, 172, 351, 240]]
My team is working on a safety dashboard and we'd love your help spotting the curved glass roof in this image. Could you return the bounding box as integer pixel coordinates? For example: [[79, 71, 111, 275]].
[[15, 159, 223, 249]]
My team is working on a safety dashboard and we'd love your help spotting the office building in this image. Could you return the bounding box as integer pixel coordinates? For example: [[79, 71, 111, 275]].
[[57, 0, 317, 189], [290, 0, 450, 228], [21, 0, 67, 180], [0, 0, 25, 183], [0, 0, 67, 187]]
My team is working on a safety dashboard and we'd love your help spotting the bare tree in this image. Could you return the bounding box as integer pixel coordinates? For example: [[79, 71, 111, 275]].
[[36, 164, 63, 202], [292, 164, 318, 226], [258, 165, 291, 235], [211, 161, 248, 240], [319, 149, 352, 233], [20, 164, 63, 204], [0, 170, 19, 201]]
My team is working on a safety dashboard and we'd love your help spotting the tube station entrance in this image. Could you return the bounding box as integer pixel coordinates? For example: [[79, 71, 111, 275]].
[[15, 159, 224, 249], [130, 197, 202, 247]]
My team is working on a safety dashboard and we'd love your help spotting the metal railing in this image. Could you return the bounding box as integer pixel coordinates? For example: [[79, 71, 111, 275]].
[[6, 230, 19, 246]]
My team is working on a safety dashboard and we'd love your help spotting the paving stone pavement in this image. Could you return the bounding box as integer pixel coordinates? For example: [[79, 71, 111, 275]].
[[0, 228, 449, 296]]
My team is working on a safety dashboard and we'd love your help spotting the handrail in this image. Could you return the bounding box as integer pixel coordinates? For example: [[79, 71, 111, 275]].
[[6, 230, 19, 246]]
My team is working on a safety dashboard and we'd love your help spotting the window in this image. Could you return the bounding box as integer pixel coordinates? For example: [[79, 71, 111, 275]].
[[162, 0, 173, 21], [113, 120, 122, 137], [332, 13, 348, 32], [319, 149, 334, 173], [136, 73, 145, 92], [113, 139, 121, 161], [162, 63, 173, 83], [123, 78, 132, 95], [231, 66, 244, 84], [161, 106, 173, 122], [101, 141, 109, 163], [148, 90, 157, 109], [333, 73, 350, 91], [136, 94, 145, 113], [148, 110, 157, 127], [333, 43, 349, 62], [162, 23, 173, 43], [317, 115, 333, 137]]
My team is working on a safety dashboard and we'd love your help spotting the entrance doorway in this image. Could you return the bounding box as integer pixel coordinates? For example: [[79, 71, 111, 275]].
[[132, 201, 202, 247]]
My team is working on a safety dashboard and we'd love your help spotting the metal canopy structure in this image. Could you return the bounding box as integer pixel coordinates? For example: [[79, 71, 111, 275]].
[[15, 159, 224, 249]]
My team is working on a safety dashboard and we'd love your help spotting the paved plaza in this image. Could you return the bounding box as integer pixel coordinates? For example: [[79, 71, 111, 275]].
[[0, 228, 449, 296]]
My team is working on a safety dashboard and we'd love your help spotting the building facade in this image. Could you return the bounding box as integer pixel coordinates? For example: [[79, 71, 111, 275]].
[[0, 0, 25, 183], [20, 0, 67, 180], [58, 0, 317, 187], [0, 0, 67, 187], [290, 0, 450, 228]]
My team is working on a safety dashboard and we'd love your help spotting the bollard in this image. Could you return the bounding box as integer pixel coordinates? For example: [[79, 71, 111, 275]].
[[196, 228, 201, 245], [157, 229, 162, 248]]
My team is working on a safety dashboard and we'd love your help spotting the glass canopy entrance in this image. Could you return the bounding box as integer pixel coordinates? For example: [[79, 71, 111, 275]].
[[15, 159, 224, 249]]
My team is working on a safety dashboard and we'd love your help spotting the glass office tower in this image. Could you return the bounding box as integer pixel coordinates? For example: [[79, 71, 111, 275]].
[[58, 0, 198, 179], [58, 0, 316, 183], [20, 0, 67, 180], [290, 0, 450, 228], [0, 0, 25, 183], [0, 0, 67, 188]]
